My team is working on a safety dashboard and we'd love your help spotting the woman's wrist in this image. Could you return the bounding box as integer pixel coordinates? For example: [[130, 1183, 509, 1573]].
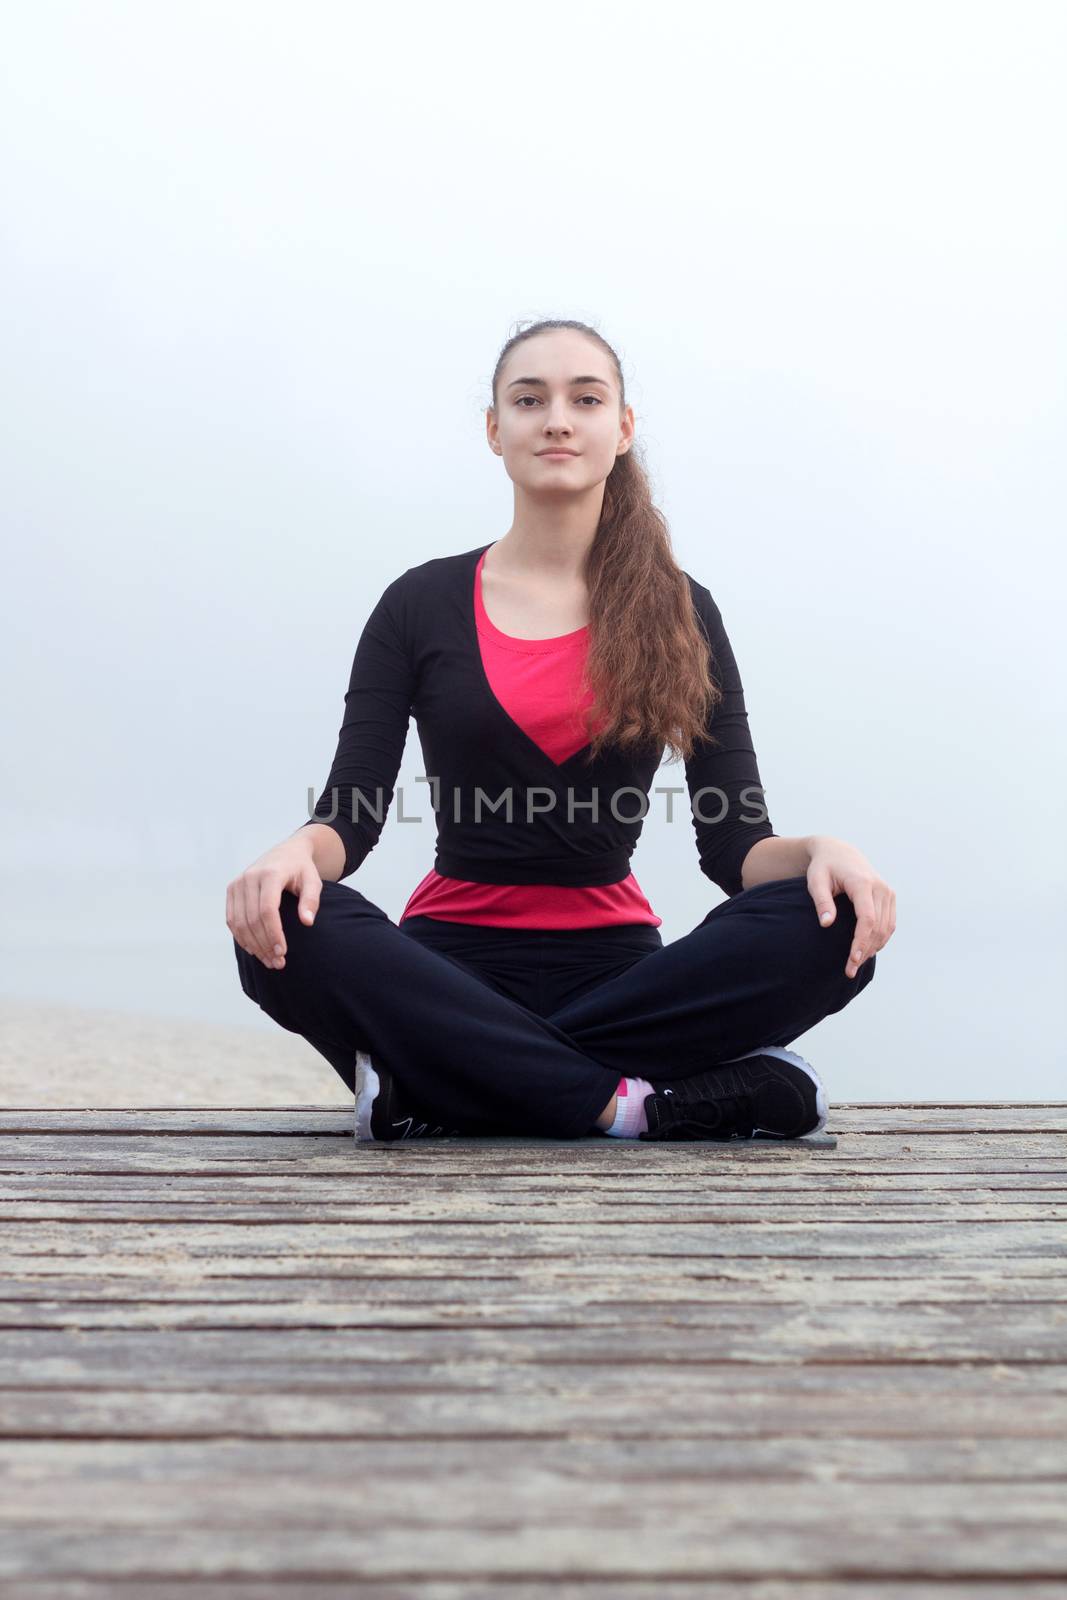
[[741, 834, 817, 890], [293, 823, 345, 882]]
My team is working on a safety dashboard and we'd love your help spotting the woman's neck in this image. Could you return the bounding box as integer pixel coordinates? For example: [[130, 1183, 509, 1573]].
[[492, 493, 602, 580]]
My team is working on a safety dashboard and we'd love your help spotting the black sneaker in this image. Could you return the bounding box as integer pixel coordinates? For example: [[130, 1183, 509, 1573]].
[[641, 1045, 828, 1141], [641, 1091, 756, 1141], [354, 1051, 460, 1143]]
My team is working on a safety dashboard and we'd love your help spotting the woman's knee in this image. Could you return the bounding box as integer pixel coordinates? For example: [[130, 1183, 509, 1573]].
[[233, 936, 263, 1005], [271, 885, 339, 972], [232, 898, 321, 1023], [852, 949, 877, 993], [233, 881, 391, 1027], [232, 887, 326, 999], [824, 940, 877, 1020], [795, 890, 876, 989], [823, 890, 859, 948], [233, 936, 314, 1038], [823, 892, 879, 987]]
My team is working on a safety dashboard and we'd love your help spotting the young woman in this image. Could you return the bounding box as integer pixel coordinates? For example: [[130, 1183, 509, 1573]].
[[227, 318, 894, 1143]]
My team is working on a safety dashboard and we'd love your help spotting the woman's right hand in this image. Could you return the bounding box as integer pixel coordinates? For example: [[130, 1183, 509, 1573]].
[[226, 836, 323, 970]]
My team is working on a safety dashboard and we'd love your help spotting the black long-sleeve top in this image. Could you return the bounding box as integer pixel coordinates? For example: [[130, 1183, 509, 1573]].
[[301, 542, 776, 896]]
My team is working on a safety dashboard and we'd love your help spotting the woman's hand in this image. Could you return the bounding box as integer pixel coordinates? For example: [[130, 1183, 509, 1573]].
[[226, 836, 322, 971], [806, 836, 896, 979]]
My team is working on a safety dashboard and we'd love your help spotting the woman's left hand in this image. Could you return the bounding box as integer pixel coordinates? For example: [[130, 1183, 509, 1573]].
[[806, 837, 896, 979]]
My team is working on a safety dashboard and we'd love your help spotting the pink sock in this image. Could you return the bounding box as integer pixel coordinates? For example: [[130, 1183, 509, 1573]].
[[602, 1076, 655, 1138]]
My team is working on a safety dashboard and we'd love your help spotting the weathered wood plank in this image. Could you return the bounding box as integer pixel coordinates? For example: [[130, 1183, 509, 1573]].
[[4, 1331, 1064, 1390], [2, 1103, 1064, 1132], [1, 1481, 1066, 1579], [5, 1199, 1066, 1225], [2, 1376, 1062, 1440], [2, 1218, 1064, 1260], [2, 1375, 1067, 1437], [5, 1251, 1064, 1282], [10, 1584, 1067, 1600], [4, 1170, 1067, 1197], [10, 1586, 1067, 1600], [0, 1298, 1062, 1357], [1, 1433, 1064, 1484], [3, 1133, 1064, 1172], [3, 1271, 1066, 1307]]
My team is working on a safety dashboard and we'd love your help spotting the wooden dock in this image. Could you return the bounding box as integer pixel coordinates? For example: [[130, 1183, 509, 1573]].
[[0, 1103, 1065, 1597]]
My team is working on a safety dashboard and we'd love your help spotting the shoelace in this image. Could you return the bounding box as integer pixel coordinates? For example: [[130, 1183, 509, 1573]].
[[658, 1090, 756, 1140]]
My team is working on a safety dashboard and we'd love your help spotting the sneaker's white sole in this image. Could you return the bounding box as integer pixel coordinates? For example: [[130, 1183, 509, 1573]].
[[354, 1049, 380, 1143], [720, 1044, 829, 1136]]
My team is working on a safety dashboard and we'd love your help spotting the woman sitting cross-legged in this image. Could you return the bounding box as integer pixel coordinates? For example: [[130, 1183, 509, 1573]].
[[227, 318, 894, 1143]]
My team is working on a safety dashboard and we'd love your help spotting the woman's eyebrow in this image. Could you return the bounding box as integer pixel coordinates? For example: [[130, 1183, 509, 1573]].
[[505, 376, 612, 389]]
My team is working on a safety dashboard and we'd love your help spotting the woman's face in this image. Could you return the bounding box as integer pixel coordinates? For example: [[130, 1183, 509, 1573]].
[[488, 330, 634, 493]]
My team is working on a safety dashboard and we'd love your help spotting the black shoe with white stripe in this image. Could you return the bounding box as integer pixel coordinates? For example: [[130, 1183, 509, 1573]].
[[641, 1045, 827, 1142], [354, 1051, 460, 1143]]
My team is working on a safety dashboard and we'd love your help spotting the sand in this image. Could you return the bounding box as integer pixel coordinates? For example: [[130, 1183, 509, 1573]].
[[0, 998, 353, 1107]]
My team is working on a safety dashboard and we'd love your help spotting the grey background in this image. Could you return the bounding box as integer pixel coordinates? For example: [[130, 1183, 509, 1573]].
[[2, 1, 1064, 1099]]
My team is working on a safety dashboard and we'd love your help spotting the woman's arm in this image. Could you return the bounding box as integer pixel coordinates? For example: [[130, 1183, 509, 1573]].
[[683, 582, 776, 896], [297, 573, 416, 880], [739, 834, 815, 888], [291, 821, 347, 884]]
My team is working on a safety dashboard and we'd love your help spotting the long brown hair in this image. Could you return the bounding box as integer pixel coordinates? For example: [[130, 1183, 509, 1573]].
[[489, 317, 722, 766]]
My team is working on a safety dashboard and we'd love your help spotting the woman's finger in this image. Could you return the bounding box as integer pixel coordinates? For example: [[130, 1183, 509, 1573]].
[[847, 884, 878, 976], [868, 885, 890, 954], [256, 875, 287, 969], [808, 863, 838, 926], [238, 875, 271, 967], [249, 876, 280, 968], [230, 879, 256, 962]]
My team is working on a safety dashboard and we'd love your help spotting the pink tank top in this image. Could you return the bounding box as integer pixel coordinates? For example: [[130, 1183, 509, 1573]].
[[399, 549, 661, 929]]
